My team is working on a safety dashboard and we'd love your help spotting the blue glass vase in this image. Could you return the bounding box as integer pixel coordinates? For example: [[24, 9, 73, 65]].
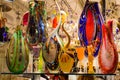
[[26, 1, 46, 48], [78, 1, 104, 57]]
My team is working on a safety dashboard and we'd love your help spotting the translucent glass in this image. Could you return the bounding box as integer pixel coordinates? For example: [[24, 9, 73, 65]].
[[26, 1, 46, 47], [98, 21, 118, 74], [78, 2, 104, 57], [6, 29, 29, 73]]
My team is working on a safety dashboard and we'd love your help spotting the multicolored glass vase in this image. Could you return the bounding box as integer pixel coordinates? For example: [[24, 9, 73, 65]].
[[6, 26, 29, 73], [78, 1, 104, 57], [26, 1, 47, 47], [42, 0, 61, 72], [42, 38, 59, 71]]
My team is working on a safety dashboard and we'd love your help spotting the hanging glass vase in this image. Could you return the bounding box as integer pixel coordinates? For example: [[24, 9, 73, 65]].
[[6, 25, 29, 73]]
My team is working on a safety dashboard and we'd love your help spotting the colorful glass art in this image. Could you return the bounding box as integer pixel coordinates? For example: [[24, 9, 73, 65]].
[[78, 1, 104, 57], [58, 23, 74, 73], [76, 46, 85, 61], [26, 1, 46, 48], [87, 44, 94, 73], [98, 21, 118, 74], [22, 12, 29, 26], [52, 16, 58, 28], [42, 38, 59, 71], [42, 0, 61, 71], [6, 25, 29, 73], [38, 45, 45, 72], [0, 17, 9, 42]]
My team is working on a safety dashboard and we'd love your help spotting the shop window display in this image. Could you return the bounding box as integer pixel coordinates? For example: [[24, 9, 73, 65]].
[[0, 0, 120, 80]]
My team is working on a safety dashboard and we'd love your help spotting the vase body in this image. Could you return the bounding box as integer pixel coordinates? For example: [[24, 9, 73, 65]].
[[6, 30, 29, 73], [42, 38, 59, 71], [78, 2, 103, 57], [26, 1, 46, 47], [98, 21, 118, 74]]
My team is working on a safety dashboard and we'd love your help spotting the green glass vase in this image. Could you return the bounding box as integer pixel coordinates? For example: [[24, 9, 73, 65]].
[[6, 26, 29, 73]]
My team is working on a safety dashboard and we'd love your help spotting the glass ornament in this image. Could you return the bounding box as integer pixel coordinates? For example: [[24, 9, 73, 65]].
[[6, 26, 29, 73], [98, 21, 118, 74], [41, 0, 62, 72], [26, 1, 47, 48], [78, 1, 104, 57]]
